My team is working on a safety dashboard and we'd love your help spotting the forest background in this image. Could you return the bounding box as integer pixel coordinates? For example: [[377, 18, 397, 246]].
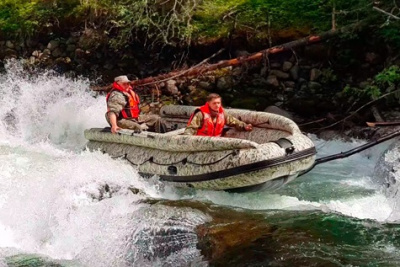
[[0, 0, 400, 135]]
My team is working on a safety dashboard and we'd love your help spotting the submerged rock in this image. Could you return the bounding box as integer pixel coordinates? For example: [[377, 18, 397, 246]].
[[372, 139, 400, 221], [5, 254, 70, 267]]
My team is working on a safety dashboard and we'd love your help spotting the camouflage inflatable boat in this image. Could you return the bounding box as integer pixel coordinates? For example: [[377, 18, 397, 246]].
[[84, 105, 316, 192]]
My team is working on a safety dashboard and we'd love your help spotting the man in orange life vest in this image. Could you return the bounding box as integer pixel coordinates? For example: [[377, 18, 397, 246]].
[[184, 93, 253, 136], [106, 75, 162, 134]]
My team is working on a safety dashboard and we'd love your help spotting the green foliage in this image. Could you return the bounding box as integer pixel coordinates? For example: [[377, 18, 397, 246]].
[[320, 68, 338, 84], [343, 66, 400, 100], [192, 0, 372, 41], [343, 84, 381, 99], [379, 24, 400, 48], [0, 0, 395, 50], [0, 0, 80, 38], [107, 0, 199, 48], [374, 65, 400, 90]]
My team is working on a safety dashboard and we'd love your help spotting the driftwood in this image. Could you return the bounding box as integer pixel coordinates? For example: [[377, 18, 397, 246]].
[[92, 22, 364, 92], [367, 121, 400, 127]]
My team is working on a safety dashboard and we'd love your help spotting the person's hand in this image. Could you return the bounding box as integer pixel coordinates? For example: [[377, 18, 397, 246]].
[[245, 124, 253, 131], [140, 124, 149, 131], [111, 125, 121, 134]]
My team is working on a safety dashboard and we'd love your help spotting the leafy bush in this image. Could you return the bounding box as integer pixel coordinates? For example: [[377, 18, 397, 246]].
[[343, 65, 400, 101]]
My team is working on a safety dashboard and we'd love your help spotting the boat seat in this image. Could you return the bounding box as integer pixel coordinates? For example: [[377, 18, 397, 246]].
[[162, 128, 185, 136]]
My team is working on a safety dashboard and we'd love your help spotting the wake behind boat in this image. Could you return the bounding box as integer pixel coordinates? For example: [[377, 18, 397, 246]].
[[84, 105, 316, 192]]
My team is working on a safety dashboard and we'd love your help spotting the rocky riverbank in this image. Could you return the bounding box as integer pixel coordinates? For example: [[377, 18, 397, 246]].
[[1, 31, 398, 140]]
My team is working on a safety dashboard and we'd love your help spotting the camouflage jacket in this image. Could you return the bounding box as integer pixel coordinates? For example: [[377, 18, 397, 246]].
[[105, 90, 138, 124], [183, 111, 247, 135]]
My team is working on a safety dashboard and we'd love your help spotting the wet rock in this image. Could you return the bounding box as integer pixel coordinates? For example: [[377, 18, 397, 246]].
[[282, 61, 293, 72], [66, 44, 76, 52], [232, 67, 242, 76], [28, 56, 37, 65], [234, 50, 250, 57], [284, 81, 296, 88], [198, 81, 212, 90], [4, 48, 17, 58], [270, 69, 289, 79], [47, 39, 59, 51], [289, 65, 299, 80], [372, 139, 400, 221], [32, 50, 41, 57], [52, 47, 63, 57], [260, 66, 268, 76], [166, 79, 179, 95], [5, 40, 14, 49], [270, 62, 281, 69], [266, 75, 279, 88], [264, 105, 293, 119], [42, 48, 51, 56], [310, 68, 322, 81], [216, 76, 233, 90], [308, 81, 322, 92], [26, 38, 38, 48], [197, 219, 277, 263]]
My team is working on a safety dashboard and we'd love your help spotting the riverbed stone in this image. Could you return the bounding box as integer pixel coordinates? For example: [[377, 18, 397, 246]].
[[198, 81, 212, 90], [284, 81, 296, 88], [270, 69, 289, 79], [266, 75, 279, 88], [289, 65, 299, 80], [216, 76, 233, 90], [52, 47, 63, 57], [308, 81, 322, 91], [5, 41, 14, 49], [47, 40, 59, 51], [310, 68, 322, 81], [166, 79, 179, 95], [282, 61, 293, 71]]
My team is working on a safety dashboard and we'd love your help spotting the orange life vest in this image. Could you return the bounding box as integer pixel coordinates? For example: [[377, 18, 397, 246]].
[[106, 82, 140, 119], [188, 104, 225, 136]]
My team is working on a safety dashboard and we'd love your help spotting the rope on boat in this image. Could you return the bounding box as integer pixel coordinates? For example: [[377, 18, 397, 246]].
[[111, 150, 239, 167], [298, 129, 400, 177]]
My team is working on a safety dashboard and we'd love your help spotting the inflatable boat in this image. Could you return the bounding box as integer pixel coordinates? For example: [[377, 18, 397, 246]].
[[84, 105, 316, 192]]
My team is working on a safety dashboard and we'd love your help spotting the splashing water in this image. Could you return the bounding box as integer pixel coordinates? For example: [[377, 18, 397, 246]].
[[1, 60, 400, 266], [0, 59, 106, 150], [0, 61, 209, 266]]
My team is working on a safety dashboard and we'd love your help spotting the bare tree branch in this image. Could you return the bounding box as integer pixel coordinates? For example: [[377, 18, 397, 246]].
[[373, 6, 400, 20]]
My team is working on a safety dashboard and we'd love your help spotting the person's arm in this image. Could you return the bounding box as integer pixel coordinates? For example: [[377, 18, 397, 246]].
[[183, 112, 203, 135], [106, 92, 125, 134], [108, 112, 121, 134], [225, 113, 253, 131]]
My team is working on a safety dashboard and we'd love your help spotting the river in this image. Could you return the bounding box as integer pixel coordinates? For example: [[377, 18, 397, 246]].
[[1, 60, 400, 266]]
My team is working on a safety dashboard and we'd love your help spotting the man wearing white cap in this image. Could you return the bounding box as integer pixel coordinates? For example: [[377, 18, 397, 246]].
[[106, 75, 163, 133]]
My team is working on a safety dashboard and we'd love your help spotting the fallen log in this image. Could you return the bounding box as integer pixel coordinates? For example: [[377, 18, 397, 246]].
[[133, 23, 363, 87], [92, 22, 365, 92]]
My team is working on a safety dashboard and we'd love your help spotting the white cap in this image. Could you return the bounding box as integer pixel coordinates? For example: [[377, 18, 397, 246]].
[[114, 75, 130, 83]]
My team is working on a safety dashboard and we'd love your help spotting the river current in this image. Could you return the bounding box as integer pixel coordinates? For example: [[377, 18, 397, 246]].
[[1, 61, 400, 266]]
